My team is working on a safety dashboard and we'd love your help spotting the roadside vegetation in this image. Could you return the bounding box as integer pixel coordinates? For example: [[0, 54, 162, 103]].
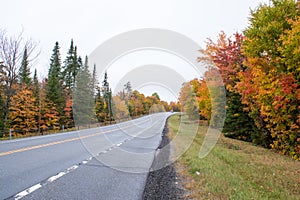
[[169, 115, 300, 200], [179, 0, 300, 160]]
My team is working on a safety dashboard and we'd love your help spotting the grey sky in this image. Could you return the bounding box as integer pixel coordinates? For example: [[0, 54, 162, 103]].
[[1, 0, 268, 101]]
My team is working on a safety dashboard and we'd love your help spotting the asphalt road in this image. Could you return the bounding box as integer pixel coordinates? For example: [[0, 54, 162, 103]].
[[0, 112, 173, 200]]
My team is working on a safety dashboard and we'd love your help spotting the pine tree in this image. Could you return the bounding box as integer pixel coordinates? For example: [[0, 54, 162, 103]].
[[91, 64, 98, 96], [102, 71, 112, 121], [223, 91, 257, 141], [19, 48, 32, 85], [73, 56, 94, 126], [63, 39, 80, 94], [32, 69, 41, 132], [122, 81, 132, 111], [46, 42, 64, 125], [32, 69, 40, 104]]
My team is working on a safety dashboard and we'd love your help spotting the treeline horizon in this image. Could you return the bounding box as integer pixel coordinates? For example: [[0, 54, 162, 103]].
[[0, 36, 180, 138]]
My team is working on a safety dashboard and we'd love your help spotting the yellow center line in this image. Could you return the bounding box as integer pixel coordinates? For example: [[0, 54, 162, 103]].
[[0, 118, 151, 157]]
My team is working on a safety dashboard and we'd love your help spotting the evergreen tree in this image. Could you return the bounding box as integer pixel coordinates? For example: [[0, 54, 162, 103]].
[[46, 42, 64, 125], [124, 81, 132, 96], [152, 92, 160, 101], [102, 71, 113, 121], [32, 69, 41, 132], [77, 55, 83, 70], [73, 56, 94, 126], [91, 64, 98, 96], [62, 39, 80, 94], [95, 86, 105, 122], [223, 91, 257, 141], [123, 81, 132, 109], [32, 69, 40, 104], [19, 47, 32, 85]]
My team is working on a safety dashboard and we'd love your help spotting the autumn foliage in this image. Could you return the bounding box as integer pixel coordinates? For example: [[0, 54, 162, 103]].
[[179, 0, 299, 160]]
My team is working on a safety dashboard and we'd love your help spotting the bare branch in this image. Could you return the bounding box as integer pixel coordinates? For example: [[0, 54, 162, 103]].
[[0, 28, 40, 130]]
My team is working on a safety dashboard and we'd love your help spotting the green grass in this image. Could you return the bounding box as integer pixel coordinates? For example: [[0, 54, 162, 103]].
[[168, 115, 300, 200]]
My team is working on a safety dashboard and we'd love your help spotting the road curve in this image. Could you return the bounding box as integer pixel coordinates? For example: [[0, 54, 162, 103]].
[[0, 112, 173, 200]]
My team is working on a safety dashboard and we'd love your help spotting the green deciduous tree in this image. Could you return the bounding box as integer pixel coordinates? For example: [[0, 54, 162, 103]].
[[279, 16, 300, 82], [243, 0, 299, 64]]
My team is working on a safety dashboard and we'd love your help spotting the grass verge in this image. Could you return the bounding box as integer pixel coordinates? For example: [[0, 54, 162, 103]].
[[168, 115, 300, 200]]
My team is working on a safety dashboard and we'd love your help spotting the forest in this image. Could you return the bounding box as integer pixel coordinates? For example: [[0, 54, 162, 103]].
[[0, 37, 178, 138]]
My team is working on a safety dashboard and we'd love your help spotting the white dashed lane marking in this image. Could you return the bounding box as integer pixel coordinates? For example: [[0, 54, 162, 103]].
[[11, 117, 155, 199], [12, 140, 128, 200], [14, 184, 42, 200]]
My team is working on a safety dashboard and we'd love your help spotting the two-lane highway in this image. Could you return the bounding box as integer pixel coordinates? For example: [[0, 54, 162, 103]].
[[0, 112, 173, 200]]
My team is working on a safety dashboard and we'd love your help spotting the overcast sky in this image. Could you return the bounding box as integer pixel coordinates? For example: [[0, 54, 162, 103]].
[[1, 0, 268, 102]]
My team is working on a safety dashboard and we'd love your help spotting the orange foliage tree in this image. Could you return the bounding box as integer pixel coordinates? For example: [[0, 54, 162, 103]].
[[9, 85, 38, 134], [238, 0, 300, 159]]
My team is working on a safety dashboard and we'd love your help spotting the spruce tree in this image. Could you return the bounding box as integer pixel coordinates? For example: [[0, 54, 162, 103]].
[[102, 71, 112, 121], [46, 42, 64, 125], [32, 69, 40, 131], [33, 69, 40, 103], [223, 91, 258, 142], [63, 39, 80, 94], [91, 64, 98, 96], [73, 56, 94, 126], [19, 48, 32, 85]]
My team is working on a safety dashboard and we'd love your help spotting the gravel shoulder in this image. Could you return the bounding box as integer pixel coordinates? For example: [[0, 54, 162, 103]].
[[142, 118, 186, 200]]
